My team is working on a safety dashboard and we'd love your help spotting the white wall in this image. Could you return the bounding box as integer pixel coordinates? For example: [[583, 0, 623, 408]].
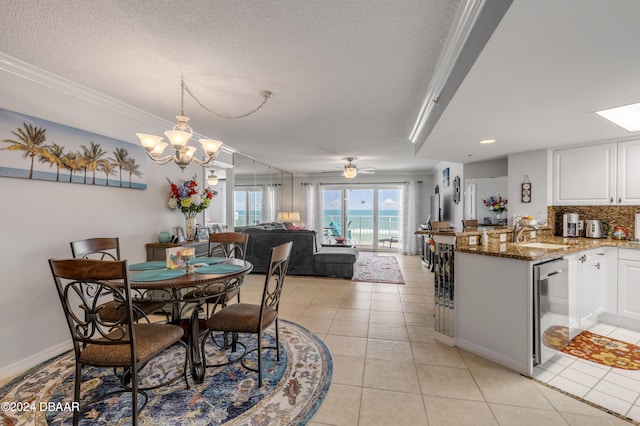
[[0, 59, 214, 378], [507, 149, 550, 225], [432, 161, 464, 230]]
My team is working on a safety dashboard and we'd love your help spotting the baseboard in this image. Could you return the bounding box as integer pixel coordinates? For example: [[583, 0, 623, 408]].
[[599, 313, 640, 332], [0, 340, 72, 383], [456, 337, 532, 376]]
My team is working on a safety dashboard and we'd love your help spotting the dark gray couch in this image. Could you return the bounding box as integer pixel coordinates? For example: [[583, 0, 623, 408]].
[[236, 225, 357, 278]]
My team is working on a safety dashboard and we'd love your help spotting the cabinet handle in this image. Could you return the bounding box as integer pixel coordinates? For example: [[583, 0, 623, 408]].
[[610, 197, 614, 203], [579, 255, 586, 262], [619, 197, 622, 204], [595, 263, 600, 269]]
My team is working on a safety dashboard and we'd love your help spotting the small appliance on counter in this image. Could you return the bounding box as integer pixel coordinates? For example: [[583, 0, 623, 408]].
[[562, 213, 579, 237], [585, 219, 610, 238]]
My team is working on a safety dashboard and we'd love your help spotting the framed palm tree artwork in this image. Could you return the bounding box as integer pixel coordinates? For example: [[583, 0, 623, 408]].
[[0, 107, 147, 189]]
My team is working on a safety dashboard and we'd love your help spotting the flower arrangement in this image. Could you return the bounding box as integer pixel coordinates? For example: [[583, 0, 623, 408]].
[[483, 195, 507, 213], [167, 176, 215, 218]]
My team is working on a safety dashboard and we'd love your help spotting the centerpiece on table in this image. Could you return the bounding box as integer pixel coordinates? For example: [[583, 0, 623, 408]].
[[167, 176, 215, 240], [483, 195, 507, 225]]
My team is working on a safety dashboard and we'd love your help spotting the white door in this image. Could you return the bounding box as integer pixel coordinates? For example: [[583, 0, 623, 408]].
[[618, 259, 640, 320], [553, 143, 616, 205], [617, 140, 640, 205]]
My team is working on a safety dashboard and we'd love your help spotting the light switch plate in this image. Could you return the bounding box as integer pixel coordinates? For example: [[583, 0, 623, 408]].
[[499, 243, 506, 251], [499, 233, 507, 242], [530, 231, 536, 239], [578, 220, 584, 230], [468, 236, 478, 245]]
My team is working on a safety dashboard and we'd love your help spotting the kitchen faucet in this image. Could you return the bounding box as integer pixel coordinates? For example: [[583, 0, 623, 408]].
[[513, 218, 539, 243]]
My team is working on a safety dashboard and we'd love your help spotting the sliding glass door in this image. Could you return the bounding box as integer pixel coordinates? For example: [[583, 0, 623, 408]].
[[322, 185, 401, 251]]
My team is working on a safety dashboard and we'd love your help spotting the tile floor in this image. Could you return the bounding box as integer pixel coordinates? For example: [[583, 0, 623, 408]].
[[237, 253, 632, 425], [533, 322, 640, 423]]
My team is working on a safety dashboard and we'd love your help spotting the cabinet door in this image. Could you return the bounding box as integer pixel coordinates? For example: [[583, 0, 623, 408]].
[[580, 252, 606, 329], [553, 143, 616, 205], [618, 259, 640, 320], [617, 140, 640, 205]]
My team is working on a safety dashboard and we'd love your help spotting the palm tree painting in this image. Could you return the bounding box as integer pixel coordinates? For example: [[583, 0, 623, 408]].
[[0, 108, 146, 189]]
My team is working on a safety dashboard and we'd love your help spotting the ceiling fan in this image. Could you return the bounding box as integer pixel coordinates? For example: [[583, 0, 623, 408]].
[[325, 157, 376, 179]]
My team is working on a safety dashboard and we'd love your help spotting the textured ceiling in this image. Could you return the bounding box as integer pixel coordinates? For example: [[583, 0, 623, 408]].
[[0, 0, 462, 175]]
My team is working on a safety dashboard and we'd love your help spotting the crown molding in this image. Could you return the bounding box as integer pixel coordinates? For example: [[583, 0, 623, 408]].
[[0, 52, 173, 129]]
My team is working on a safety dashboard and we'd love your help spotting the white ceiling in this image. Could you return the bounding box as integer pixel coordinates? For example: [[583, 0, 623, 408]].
[[1, 0, 639, 175], [424, 0, 640, 163], [0, 0, 460, 175]]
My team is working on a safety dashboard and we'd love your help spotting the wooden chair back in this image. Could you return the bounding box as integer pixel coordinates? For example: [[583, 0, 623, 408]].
[[70, 237, 121, 260], [208, 232, 249, 259]]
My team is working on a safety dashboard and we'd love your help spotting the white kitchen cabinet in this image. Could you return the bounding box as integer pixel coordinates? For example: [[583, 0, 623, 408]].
[[618, 248, 640, 320], [566, 248, 612, 331], [553, 143, 616, 205], [617, 140, 640, 205], [553, 140, 640, 205]]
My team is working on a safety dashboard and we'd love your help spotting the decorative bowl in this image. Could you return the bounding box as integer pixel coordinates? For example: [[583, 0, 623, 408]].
[[158, 231, 172, 243], [334, 237, 347, 244]]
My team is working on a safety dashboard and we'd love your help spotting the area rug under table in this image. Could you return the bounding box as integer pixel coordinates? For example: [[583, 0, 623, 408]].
[[0, 320, 332, 425], [352, 252, 405, 284]]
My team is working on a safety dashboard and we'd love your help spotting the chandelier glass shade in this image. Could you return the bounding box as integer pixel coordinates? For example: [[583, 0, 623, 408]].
[[137, 77, 272, 171], [206, 171, 218, 186]]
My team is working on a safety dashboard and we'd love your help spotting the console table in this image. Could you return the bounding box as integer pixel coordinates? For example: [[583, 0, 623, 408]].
[[146, 240, 209, 261]]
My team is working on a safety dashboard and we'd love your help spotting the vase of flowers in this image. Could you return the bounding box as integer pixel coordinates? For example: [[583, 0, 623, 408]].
[[167, 176, 215, 240], [483, 195, 507, 224]]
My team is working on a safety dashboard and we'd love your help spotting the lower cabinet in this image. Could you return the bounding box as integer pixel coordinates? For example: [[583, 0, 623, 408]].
[[618, 248, 640, 320], [567, 248, 613, 332]]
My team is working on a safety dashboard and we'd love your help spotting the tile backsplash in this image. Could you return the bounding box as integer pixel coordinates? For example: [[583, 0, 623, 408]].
[[548, 205, 640, 239]]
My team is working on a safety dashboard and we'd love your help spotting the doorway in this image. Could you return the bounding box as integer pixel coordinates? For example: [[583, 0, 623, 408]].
[[322, 185, 401, 251]]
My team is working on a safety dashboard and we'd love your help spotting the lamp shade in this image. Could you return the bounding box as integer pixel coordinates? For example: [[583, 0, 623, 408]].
[[277, 212, 301, 222]]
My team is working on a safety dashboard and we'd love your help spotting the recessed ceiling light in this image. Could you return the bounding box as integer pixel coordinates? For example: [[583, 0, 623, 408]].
[[595, 102, 640, 132], [479, 139, 496, 144]]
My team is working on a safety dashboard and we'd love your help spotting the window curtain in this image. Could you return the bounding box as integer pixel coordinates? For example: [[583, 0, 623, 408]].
[[303, 183, 320, 232], [401, 180, 422, 255], [263, 184, 277, 223]]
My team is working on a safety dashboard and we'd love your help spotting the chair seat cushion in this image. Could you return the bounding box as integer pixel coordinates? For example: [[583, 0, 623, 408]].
[[79, 323, 183, 367], [97, 300, 167, 323], [204, 303, 277, 333]]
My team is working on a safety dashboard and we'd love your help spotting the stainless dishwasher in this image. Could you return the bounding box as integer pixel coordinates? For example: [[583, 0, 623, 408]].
[[533, 257, 570, 366]]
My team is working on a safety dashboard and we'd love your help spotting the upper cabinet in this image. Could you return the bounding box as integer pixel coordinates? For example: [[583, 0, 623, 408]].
[[553, 140, 640, 205]]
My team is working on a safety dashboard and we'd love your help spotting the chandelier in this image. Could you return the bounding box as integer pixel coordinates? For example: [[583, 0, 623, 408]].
[[136, 77, 273, 171]]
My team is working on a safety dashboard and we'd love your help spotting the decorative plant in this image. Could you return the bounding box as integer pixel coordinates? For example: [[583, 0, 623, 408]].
[[483, 195, 507, 213], [167, 175, 216, 218]]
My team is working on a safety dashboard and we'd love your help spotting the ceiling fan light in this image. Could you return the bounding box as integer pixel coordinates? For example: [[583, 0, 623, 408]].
[[343, 166, 358, 179]]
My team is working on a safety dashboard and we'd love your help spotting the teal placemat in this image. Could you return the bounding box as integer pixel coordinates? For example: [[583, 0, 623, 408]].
[[130, 269, 186, 282], [129, 261, 167, 271], [189, 257, 226, 265], [195, 264, 245, 274]]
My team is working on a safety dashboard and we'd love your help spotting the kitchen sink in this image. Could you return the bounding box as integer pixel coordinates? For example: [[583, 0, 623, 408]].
[[518, 242, 570, 249]]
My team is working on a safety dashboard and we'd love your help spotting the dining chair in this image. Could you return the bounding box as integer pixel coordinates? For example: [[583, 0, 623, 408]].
[[207, 232, 249, 304], [70, 237, 168, 322], [202, 241, 293, 386], [48, 258, 188, 426], [462, 219, 478, 231]]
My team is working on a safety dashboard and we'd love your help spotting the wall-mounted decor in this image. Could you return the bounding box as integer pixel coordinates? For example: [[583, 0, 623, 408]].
[[442, 167, 450, 187], [0, 108, 147, 189], [453, 176, 461, 204], [521, 175, 531, 203]]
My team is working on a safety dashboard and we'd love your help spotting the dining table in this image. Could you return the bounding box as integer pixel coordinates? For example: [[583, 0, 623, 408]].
[[117, 256, 253, 384]]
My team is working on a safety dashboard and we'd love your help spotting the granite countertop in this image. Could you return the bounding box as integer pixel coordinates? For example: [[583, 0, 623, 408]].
[[456, 236, 640, 261]]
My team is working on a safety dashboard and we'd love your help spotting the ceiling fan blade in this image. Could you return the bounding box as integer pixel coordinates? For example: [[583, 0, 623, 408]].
[[359, 169, 376, 174]]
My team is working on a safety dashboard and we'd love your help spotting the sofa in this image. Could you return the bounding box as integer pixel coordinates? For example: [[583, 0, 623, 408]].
[[236, 223, 358, 278]]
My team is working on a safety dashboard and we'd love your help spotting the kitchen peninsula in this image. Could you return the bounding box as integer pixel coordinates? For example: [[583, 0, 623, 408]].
[[454, 232, 640, 376]]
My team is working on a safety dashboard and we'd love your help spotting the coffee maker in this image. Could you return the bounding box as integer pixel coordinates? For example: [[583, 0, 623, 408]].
[[563, 213, 579, 237]]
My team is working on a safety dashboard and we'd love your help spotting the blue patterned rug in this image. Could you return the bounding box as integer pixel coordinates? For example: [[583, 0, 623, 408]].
[[0, 320, 332, 425]]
